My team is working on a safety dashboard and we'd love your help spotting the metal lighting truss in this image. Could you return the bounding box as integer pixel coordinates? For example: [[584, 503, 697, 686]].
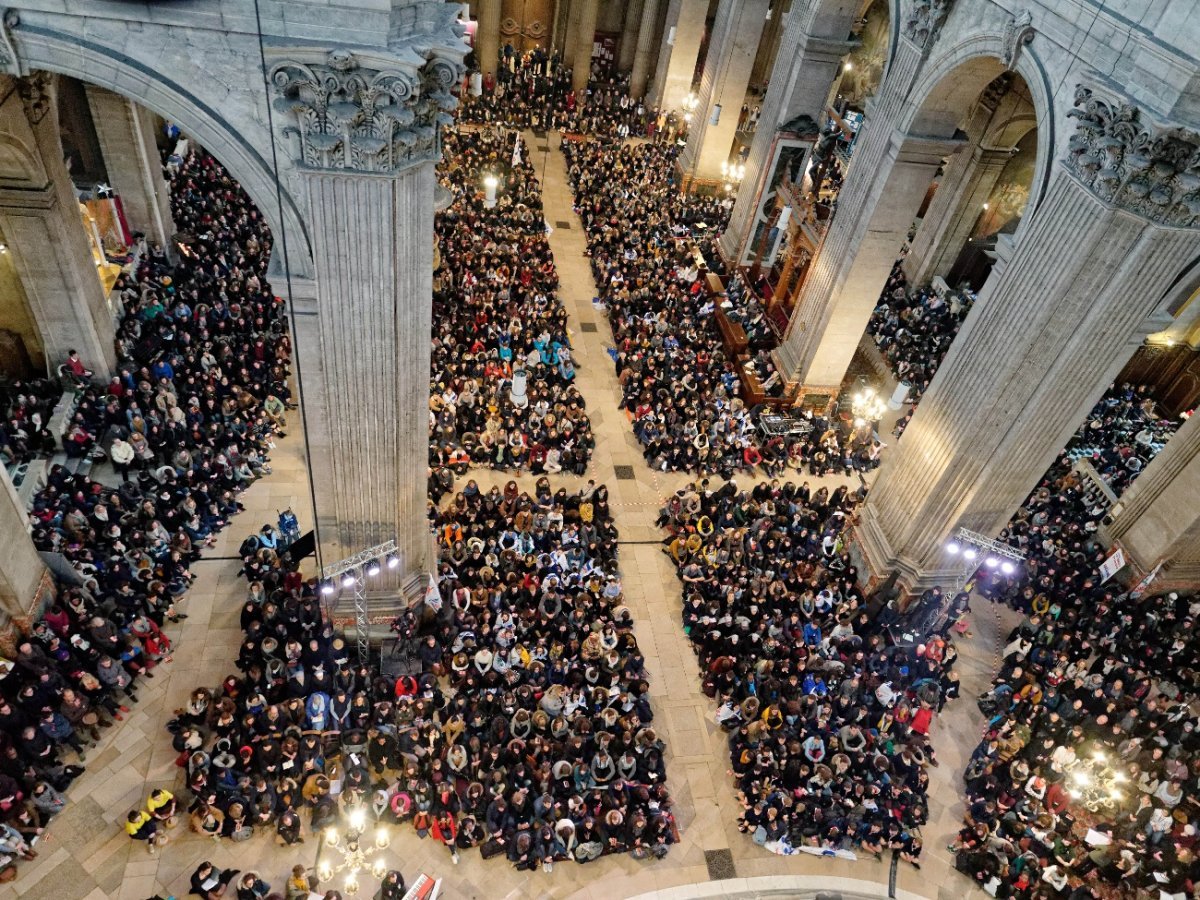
[[946, 527, 1027, 592], [321, 540, 398, 665]]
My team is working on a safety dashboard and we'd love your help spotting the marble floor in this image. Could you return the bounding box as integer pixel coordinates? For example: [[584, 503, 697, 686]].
[[2, 134, 1012, 900]]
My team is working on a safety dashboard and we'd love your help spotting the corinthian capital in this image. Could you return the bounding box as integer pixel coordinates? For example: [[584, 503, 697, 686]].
[[270, 48, 463, 174], [1064, 85, 1200, 228]]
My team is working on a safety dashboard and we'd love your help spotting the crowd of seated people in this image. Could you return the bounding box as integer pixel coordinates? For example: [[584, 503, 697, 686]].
[[868, 264, 975, 407], [661, 479, 961, 865], [0, 148, 288, 881], [564, 139, 759, 474], [1057, 383, 1179, 496], [0, 378, 60, 467], [429, 129, 593, 482], [169, 480, 677, 874], [460, 48, 669, 139], [942, 380, 1193, 897]]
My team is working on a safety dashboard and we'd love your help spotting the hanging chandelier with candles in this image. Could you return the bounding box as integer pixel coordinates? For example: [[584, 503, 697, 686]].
[[317, 808, 393, 896]]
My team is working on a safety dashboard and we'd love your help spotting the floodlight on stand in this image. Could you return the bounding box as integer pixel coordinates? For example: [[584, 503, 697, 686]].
[[365, 560, 381, 577], [963, 548, 977, 560], [945, 542, 960, 555], [1001, 561, 1015, 574], [985, 557, 999, 568], [320, 581, 335, 596], [386, 553, 400, 569], [341, 570, 358, 589]]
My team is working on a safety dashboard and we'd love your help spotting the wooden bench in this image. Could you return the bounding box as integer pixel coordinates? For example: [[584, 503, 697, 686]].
[[714, 306, 749, 357]]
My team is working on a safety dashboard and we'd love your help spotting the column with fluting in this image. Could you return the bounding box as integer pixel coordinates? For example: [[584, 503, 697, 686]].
[[571, 0, 601, 92], [648, 0, 709, 112], [856, 162, 1200, 591], [476, 0, 502, 80], [0, 75, 116, 379], [618, 0, 646, 73], [719, 0, 857, 261], [774, 129, 960, 390], [769, 30, 934, 389], [630, 0, 663, 98], [268, 48, 465, 594], [1105, 412, 1200, 586], [902, 143, 1014, 285], [678, 0, 771, 183], [84, 85, 177, 250], [301, 165, 434, 591]]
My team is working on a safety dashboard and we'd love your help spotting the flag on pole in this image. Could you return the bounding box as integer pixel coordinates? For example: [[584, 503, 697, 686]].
[[511, 131, 522, 167], [424, 573, 443, 612]]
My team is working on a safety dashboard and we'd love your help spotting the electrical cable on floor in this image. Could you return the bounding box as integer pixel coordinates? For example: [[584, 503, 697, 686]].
[[252, 0, 325, 573]]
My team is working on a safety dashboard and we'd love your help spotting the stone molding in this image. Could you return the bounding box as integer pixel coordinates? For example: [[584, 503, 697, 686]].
[[270, 48, 464, 174], [1065, 84, 1200, 229], [0, 9, 20, 76], [901, 0, 954, 50]]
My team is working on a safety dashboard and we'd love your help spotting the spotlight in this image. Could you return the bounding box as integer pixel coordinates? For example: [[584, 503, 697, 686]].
[[365, 560, 381, 577], [963, 548, 977, 560], [985, 557, 999, 568], [320, 581, 335, 596], [386, 553, 400, 569], [1001, 561, 1015, 574], [945, 542, 960, 555], [341, 570, 358, 588]]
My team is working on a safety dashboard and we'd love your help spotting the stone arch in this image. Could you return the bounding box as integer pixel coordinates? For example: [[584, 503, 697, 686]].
[[983, 110, 1036, 148], [10, 19, 315, 278], [900, 34, 1055, 221]]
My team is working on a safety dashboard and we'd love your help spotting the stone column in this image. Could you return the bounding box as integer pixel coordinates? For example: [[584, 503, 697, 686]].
[[769, 23, 944, 392], [630, 0, 663, 98], [0, 467, 50, 627], [750, 0, 786, 88], [270, 50, 464, 593], [856, 145, 1200, 591], [618, 0, 646, 73], [0, 75, 116, 379], [774, 129, 959, 391], [1106, 413, 1200, 586], [678, 0, 771, 183], [84, 86, 176, 249], [648, 0, 708, 112], [562, 0, 582, 67], [902, 143, 1013, 285], [718, 0, 857, 261], [571, 0, 601, 92], [476, 0, 502, 80]]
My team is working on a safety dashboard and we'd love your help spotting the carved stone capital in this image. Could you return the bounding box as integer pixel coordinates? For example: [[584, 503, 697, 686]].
[[901, 0, 954, 50], [17, 70, 52, 124], [1064, 85, 1200, 229], [270, 47, 465, 174]]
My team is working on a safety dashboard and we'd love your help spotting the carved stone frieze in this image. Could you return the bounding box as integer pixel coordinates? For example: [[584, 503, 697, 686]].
[[1065, 85, 1200, 228], [270, 48, 465, 174], [901, 0, 954, 50]]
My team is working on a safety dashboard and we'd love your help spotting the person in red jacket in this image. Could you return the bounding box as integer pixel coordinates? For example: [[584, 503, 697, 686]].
[[431, 812, 459, 865]]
